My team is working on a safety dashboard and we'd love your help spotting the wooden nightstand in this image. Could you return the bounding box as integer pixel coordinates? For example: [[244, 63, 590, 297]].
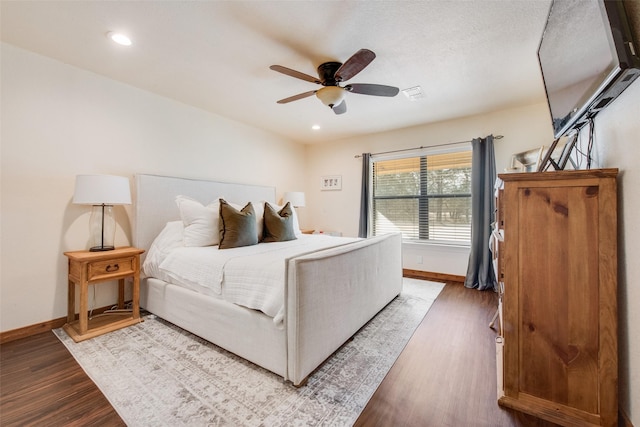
[[63, 246, 145, 342]]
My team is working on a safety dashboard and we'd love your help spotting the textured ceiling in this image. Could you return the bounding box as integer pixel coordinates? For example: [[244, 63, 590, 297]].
[[1, 1, 552, 144]]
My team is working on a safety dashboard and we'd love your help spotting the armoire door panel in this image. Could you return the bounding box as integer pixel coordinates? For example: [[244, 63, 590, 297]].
[[497, 169, 617, 427]]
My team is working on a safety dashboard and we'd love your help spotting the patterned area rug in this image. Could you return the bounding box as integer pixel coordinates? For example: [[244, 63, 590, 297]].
[[54, 278, 443, 426]]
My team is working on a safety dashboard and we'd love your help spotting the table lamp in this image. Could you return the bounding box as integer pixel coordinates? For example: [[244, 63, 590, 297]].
[[283, 191, 306, 208], [73, 175, 131, 251]]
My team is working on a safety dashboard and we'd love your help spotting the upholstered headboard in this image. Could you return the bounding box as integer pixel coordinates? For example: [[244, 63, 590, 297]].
[[133, 174, 276, 254]]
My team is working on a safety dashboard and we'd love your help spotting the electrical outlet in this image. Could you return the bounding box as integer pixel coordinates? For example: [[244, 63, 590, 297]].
[[416, 255, 423, 264]]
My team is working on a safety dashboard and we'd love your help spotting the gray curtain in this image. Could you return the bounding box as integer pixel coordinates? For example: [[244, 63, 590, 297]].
[[358, 153, 371, 238], [464, 136, 497, 291]]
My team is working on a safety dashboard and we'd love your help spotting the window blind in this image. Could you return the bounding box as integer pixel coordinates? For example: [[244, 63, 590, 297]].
[[371, 150, 472, 244]]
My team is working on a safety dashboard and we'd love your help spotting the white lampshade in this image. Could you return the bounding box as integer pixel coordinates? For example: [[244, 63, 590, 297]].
[[316, 86, 346, 107], [283, 191, 306, 208], [73, 175, 131, 251], [73, 175, 131, 205]]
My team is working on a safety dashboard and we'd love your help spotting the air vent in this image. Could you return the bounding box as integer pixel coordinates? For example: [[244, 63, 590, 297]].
[[402, 86, 425, 101]]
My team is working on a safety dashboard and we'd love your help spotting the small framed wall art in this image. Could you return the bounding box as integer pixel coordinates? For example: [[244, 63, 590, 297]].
[[320, 175, 342, 191]]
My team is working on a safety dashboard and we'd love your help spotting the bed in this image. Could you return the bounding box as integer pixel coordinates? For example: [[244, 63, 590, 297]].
[[134, 174, 403, 386]]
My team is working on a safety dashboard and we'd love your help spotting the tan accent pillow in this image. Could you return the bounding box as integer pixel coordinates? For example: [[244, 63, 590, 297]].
[[262, 202, 297, 242], [218, 199, 259, 249]]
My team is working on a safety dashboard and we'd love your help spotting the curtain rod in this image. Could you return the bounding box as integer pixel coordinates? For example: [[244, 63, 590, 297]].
[[353, 135, 503, 158]]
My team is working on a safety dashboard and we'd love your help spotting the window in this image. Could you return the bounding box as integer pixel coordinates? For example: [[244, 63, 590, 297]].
[[371, 149, 472, 244]]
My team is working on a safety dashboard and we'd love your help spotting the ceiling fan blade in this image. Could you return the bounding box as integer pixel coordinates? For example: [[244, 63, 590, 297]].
[[346, 83, 400, 97], [332, 100, 347, 115], [335, 49, 376, 82], [276, 90, 317, 104], [270, 65, 321, 84]]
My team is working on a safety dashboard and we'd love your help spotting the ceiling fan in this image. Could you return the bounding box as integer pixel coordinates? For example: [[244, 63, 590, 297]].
[[270, 49, 400, 115]]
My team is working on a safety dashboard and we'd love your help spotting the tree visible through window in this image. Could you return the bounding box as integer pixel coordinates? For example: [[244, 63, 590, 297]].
[[371, 150, 472, 244]]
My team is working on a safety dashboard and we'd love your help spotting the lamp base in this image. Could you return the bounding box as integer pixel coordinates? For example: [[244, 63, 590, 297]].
[[89, 245, 115, 252], [89, 204, 116, 252]]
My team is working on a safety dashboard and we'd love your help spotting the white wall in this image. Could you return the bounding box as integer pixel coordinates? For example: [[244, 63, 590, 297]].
[[304, 102, 554, 275], [0, 43, 306, 332], [590, 79, 640, 426]]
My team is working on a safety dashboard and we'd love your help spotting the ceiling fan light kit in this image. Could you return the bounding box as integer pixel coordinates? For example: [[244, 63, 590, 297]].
[[270, 48, 399, 115], [316, 86, 346, 107]]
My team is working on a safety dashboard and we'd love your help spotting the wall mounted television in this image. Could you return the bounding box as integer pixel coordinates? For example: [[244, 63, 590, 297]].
[[538, 0, 640, 139]]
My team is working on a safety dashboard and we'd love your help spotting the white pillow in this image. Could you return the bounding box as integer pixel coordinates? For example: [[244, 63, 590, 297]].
[[252, 201, 265, 239], [142, 220, 184, 279], [291, 206, 302, 236], [175, 195, 222, 246]]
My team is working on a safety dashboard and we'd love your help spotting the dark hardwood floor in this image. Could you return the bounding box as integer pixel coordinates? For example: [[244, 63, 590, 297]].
[[1, 282, 556, 426], [1, 331, 125, 426], [355, 283, 557, 427]]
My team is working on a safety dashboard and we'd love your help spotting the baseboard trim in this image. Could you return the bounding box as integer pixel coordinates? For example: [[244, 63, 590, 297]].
[[1, 272, 461, 343], [403, 269, 465, 285], [620, 409, 634, 427], [0, 304, 116, 344], [0, 317, 67, 344]]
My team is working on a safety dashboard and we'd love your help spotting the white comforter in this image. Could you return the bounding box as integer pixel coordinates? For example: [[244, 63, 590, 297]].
[[149, 235, 360, 324]]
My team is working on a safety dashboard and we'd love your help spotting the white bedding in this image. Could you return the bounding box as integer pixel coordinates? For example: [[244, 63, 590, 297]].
[[144, 232, 360, 324]]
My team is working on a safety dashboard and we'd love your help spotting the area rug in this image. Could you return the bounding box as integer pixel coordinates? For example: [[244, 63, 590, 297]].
[[54, 278, 444, 426]]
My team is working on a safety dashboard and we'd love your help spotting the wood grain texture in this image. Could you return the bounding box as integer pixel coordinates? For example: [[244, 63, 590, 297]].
[[63, 247, 144, 342], [0, 318, 67, 345], [0, 303, 129, 345], [355, 283, 558, 427], [403, 269, 465, 284], [496, 169, 618, 182], [0, 332, 125, 426], [498, 169, 618, 427], [518, 186, 599, 410], [598, 176, 619, 426]]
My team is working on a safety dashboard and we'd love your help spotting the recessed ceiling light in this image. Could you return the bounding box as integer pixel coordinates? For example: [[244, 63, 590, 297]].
[[107, 31, 132, 46], [311, 125, 321, 131]]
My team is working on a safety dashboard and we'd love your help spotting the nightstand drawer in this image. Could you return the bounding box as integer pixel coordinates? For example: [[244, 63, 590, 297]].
[[87, 256, 135, 281]]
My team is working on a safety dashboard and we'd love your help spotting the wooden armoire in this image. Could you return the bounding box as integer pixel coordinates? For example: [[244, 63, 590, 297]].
[[495, 169, 618, 427]]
